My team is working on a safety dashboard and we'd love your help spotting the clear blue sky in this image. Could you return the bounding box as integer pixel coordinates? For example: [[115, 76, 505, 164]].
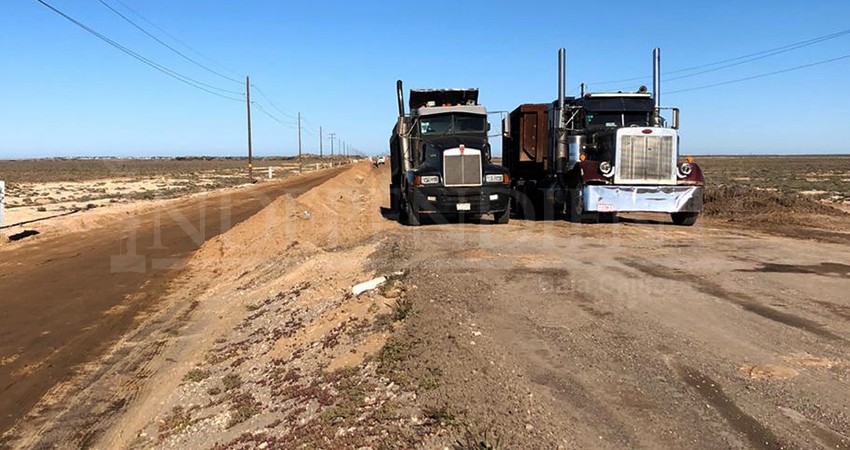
[[2, 0, 849, 158]]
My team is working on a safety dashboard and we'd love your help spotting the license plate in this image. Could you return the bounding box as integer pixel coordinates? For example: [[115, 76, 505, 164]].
[[456, 203, 471, 211], [598, 203, 615, 212]]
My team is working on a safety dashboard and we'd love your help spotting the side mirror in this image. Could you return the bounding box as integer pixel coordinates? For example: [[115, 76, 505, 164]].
[[672, 108, 680, 129], [487, 122, 491, 132], [501, 117, 510, 138]]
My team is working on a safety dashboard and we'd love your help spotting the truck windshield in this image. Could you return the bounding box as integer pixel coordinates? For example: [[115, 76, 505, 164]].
[[586, 111, 650, 128], [420, 114, 486, 135]]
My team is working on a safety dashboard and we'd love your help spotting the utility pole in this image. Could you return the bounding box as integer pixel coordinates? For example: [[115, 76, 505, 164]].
[[297, 112, 302, 172], [246, 76, 253, 180], [328, 133, 336, 156], [319, 126, 323, 158]]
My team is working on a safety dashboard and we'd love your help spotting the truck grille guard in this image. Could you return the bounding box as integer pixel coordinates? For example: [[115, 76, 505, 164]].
[[614, 128, 677, 185], [443, 148, 483, 187]]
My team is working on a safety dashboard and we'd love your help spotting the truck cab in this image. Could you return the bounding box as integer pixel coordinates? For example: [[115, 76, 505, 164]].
[[390, 82, 510, 225], [503, 48, 704, 226], [563, 92, 703, 225]]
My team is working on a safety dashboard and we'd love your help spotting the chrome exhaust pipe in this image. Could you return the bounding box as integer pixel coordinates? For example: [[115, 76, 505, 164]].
[[558, 48, 566, 111], [556, 48, 568, 174], [396, 80, 411, 172], [652, 48, 662, 126], [396, 79, 405, 117]]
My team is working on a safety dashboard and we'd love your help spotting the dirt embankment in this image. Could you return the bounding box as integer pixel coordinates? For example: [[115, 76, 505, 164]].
[[3, 163, 453, 449]]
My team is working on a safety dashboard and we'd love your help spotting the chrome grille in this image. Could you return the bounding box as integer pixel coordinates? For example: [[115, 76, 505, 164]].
[[618, 134, 675, 183], [443, 152, 482, 186]]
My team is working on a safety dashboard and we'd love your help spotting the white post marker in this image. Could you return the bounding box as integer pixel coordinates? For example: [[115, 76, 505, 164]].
[[0, 180, 5, 227], [268, 166, 273, 179]]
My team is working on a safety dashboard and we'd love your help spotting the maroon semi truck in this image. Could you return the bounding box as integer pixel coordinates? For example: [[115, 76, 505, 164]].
[[502, 48, 704, 225]]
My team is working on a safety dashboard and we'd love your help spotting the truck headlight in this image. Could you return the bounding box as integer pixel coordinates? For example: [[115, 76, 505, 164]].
[[678, 163, 693, 178], [599, 161, 614, 177], [419, 175, 440, 185], [485, 174, 504, 183]]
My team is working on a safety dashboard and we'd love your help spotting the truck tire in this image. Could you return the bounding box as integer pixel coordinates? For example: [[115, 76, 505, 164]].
[[566, 187, 583, 223], [404, 194, 420, 226], [671, 212, 699, 226], [598, 212, 617, 223], [493, 207, 510, 224]]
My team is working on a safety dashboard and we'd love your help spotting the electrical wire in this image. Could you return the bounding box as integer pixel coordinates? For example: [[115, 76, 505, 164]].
[[667, 53, 850, 94], [252, 102, 297, 128], [588, 27, 850, 88], [111, 0, 242, 78], [96, 0, 243, 85], [251, 85, 298, 120], [33, 0, 244, 101]]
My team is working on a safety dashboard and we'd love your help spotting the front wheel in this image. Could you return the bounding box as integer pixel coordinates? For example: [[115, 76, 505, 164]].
[[566, 187, 583, 223], [493, 206, 510, 224], [403, 193, 420, 226], [671, 212, 699, 226], [598, 212, 617, 223]]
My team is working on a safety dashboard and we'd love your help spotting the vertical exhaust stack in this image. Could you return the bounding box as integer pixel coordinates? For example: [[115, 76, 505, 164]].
[[652, 47, 662, 126], [396, 80, 412, 172], [558, 48, 566, 112], [396, 80, 405, 118], [555, 48, 569, 174]]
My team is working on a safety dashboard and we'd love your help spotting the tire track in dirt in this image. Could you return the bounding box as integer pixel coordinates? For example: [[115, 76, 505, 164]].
[[0, 167, 346, 437], [673, 364, 784, 450], [620, 258, 846, 341]]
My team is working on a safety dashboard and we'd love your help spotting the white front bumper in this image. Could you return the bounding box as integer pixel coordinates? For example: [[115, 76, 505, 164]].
[[583, 185, 703, 213]]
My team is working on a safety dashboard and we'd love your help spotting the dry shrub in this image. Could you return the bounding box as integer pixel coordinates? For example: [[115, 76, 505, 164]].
[[703, 185, 844, 219]]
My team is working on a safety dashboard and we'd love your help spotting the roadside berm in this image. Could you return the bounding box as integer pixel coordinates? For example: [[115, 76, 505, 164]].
[[6, 163, 450, 449]]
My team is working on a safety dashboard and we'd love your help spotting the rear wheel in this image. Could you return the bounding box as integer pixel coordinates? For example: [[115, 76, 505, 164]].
[[671, 212, 699, 226]]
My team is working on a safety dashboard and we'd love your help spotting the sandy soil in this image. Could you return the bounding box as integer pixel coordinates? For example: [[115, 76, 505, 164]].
[[0, 165, 349, 442], [2, 161, 850, 449], [0, 161, 336, 231]]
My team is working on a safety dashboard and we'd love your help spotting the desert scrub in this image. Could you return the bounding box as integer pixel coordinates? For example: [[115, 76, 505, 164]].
[[158, 406, 192, 440], [223, 373, 243, 391], [227, 393, 261, 428], [183, 368, 210, 383]]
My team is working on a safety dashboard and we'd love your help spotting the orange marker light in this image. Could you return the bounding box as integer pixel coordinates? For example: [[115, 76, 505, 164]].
[[686, 156, 695, 164], [579, 154, 587, 161]]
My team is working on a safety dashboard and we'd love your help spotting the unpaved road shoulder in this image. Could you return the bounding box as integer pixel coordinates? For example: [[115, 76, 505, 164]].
[[0, 166, 346, 437]]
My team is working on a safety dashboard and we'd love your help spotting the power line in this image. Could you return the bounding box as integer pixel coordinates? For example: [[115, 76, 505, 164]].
[[33, 0, 243, 101], [251, 102, 297, 128], [96, 0, 243, 85], [588, 27, 850, 88], [251, 85, 298, 120], [111, 0, 241, 78], [667, 53, 850, 94]]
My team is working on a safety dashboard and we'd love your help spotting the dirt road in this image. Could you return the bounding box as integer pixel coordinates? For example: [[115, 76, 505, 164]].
[[3, 162, 849, 449], [0, 166, 345, 435], [394, 219, 850, 448]]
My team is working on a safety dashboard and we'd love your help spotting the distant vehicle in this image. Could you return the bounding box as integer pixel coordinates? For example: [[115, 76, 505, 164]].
[[389, 81, 511, 226], [502, 48, 704, 225], [377, 156, 386, 165]]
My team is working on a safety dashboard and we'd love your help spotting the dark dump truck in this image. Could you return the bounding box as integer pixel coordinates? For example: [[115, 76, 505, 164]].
[[502, 48, 704, 225], [390, 80, 511, 226]]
